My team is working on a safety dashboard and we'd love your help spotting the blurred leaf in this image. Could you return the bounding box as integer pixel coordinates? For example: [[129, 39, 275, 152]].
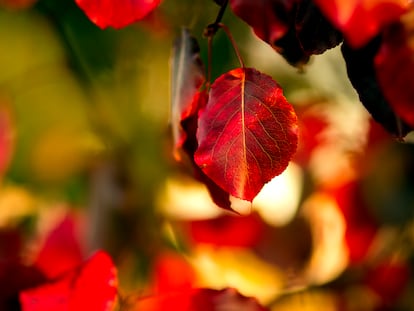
[[341, 38, 412, 137], [375, 9, 414, 128], [34, 213, 84, 279], [185, 212, 264, 248], [74, 0, 161, 29], [191, 246, 284, 303], [314, 0, 410, 48], [20, 250, 118, 311], [170, 28, 205, 161]]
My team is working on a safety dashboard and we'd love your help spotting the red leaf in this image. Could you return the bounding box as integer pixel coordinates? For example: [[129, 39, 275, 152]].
[[293, 103, 330, 166], [375, 9, 414, 128], [194, 67, 298, 202], [314, 0, 410, 47], [229, 0, 294, 46], [20, 250, 118, 311], [229, 0, 342, 66], [171, 28, 205, 161], [151, 252, 196, 293], [187, 212, 264, 247], [34, 214, 84, 279], [136, 288, 269, 311], [75, 0, 161, 29]]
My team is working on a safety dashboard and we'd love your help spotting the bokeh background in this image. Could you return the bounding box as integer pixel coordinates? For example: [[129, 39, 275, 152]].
[[1, 0, 414, 310]]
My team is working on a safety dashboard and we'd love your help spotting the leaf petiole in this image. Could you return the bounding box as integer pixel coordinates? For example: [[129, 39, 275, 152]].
[[217, 23, 245, 68]]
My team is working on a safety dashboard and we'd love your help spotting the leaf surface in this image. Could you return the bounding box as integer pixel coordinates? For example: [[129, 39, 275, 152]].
[[75, 0, 161, 29], [314, 0, 411, 47], [171, 28, 205, 161], [195, 67, 298, 202]]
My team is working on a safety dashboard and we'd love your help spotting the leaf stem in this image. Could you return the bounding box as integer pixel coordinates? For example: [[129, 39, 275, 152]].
[[204, 0, 228, 37], [217, 22, 245, 68], [207, 35, 213, 87]]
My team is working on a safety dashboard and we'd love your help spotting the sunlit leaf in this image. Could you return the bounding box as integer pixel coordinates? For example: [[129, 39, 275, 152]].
[[19, 251, 118, 311], [195, 67, 298, 202], [375, 9, 414, 128], [171, 28, 205, 161], [314, 0, 411, 47], [191, 247, 284, 303], [75, 0, 161, 29]]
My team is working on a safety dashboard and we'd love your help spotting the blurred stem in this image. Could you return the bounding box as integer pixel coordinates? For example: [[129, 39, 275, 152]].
[[218, 23, 245, 68]]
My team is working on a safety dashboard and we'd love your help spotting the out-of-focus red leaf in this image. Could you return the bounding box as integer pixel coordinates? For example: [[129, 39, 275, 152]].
[[20, 250, 118, 311], [195, 67, 298, 202], [229, 0, 342, 66], [229, 0, 294, 46], [171, 28, 205, 161], [151, 251, 196, 293], [364, 260, 410, 306], [375, 9, 414, 128], [186, 212, 264, 248], [314, 0, 411, 48], [293, 103, 329, 166], [136, 287, 269, 311], [75, 0, 161, 29], [34, 214, 83, 279], [328, 181, 378, 264], [341, 39, 412, 137]]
